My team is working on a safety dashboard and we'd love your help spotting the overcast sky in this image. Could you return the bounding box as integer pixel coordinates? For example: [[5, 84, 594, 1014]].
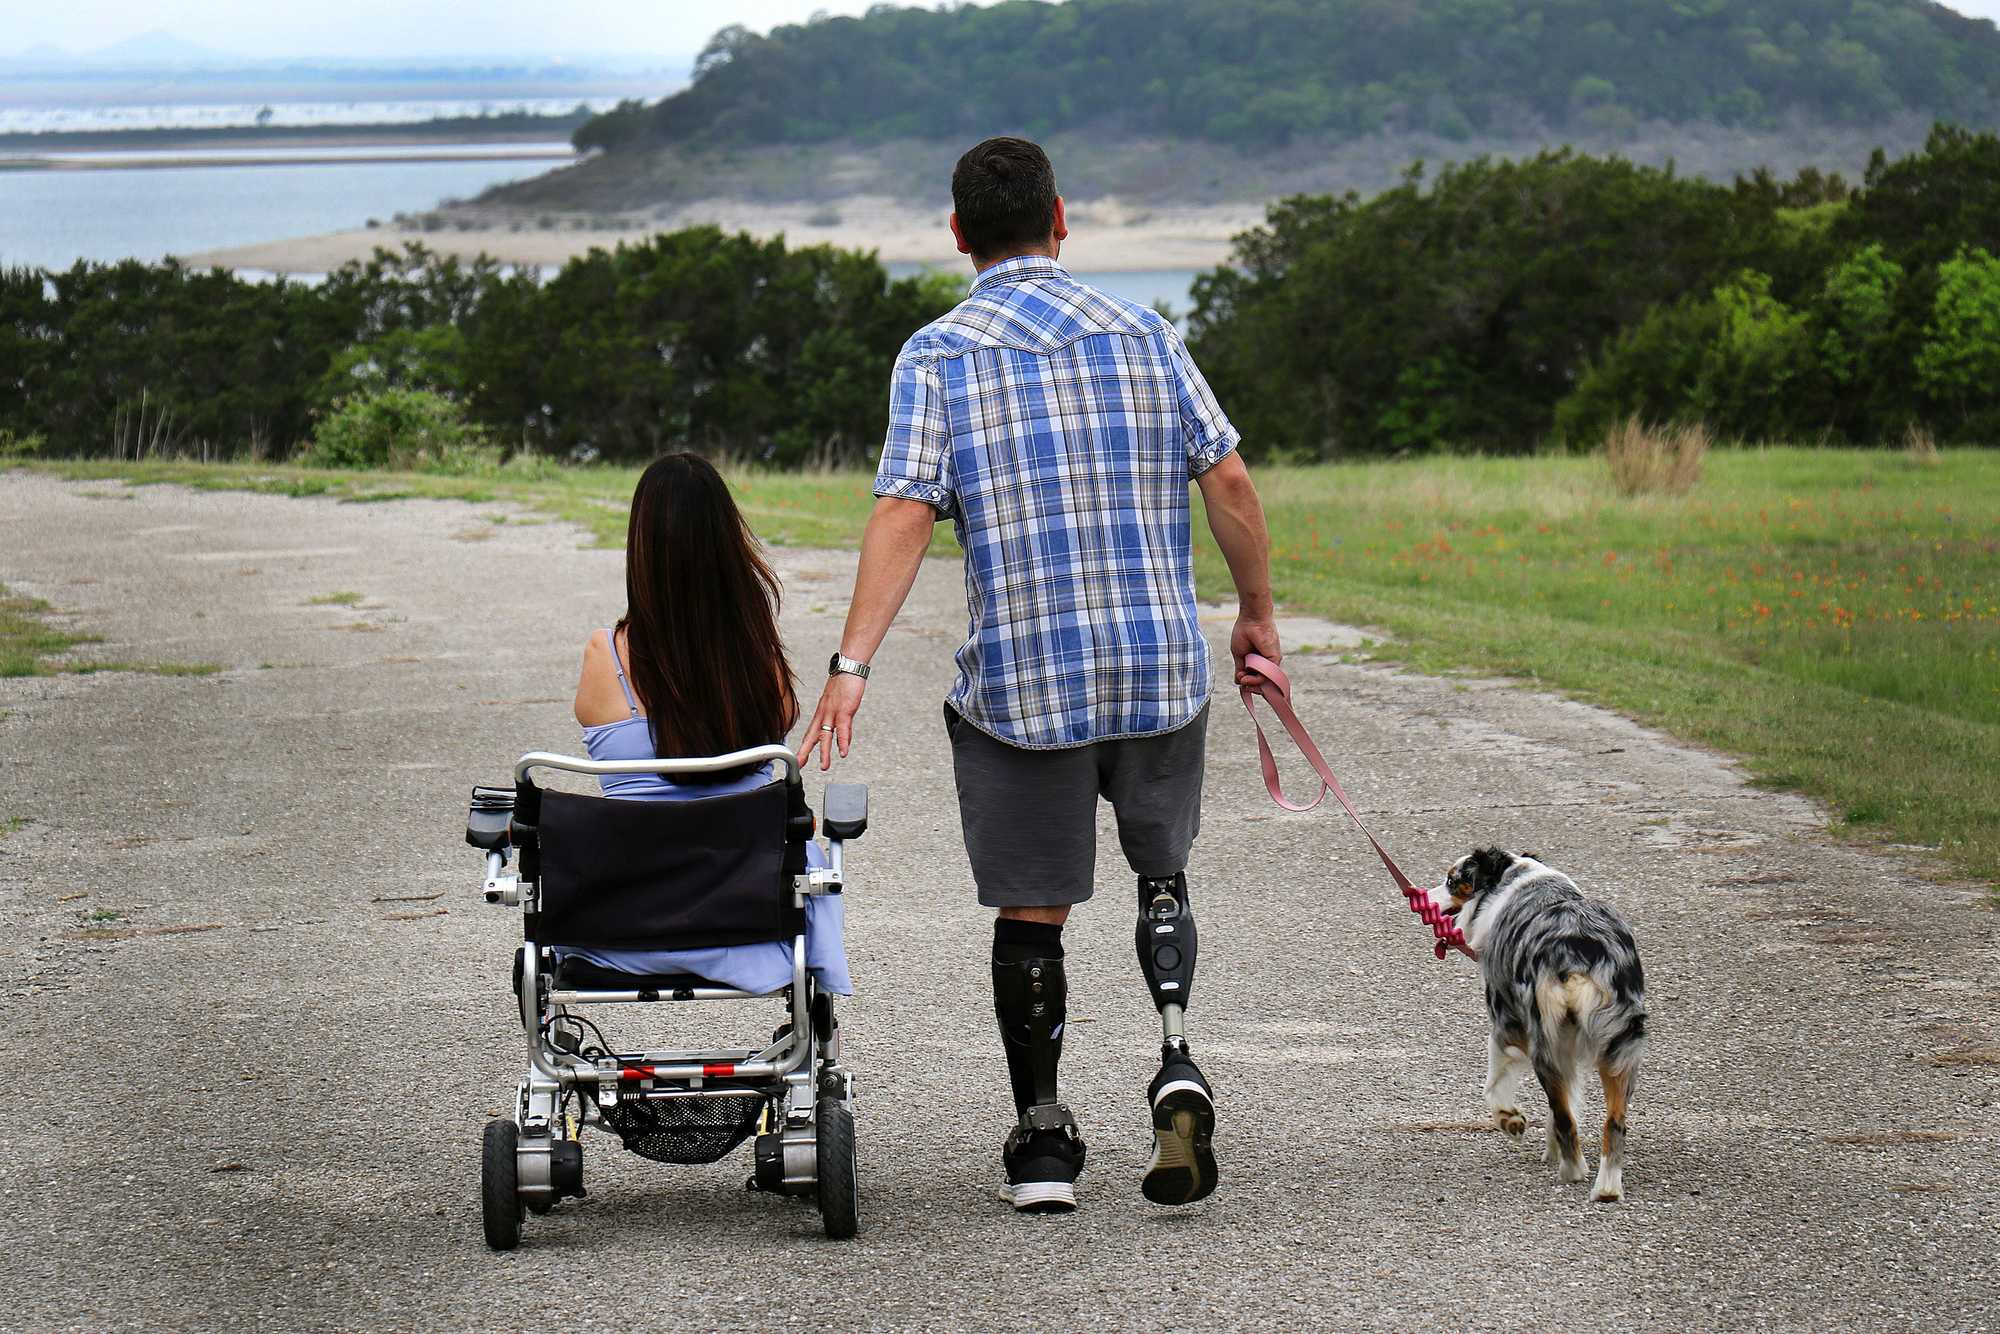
[[10, 1, 890, 61], [10, 0, 2000, 61]]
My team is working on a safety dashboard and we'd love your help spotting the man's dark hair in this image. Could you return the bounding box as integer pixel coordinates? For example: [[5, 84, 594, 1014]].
[[951, 137, 1058, 261]]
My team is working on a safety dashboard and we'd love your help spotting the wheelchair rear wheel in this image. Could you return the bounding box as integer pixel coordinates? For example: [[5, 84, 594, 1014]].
[[815, 1099, 858, 1240], [482, 1119, 524, 1251]]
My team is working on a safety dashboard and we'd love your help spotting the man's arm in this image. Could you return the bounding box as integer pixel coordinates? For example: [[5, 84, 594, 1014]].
[[1194, 452, 1280, 684], [797, 496, 938, 769]]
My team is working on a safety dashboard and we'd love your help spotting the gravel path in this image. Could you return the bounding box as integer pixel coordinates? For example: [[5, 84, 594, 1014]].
[[2, 472, 1995, 1331]]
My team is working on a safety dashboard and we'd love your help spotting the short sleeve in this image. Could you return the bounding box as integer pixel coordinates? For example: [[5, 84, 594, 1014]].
[[1163, 326, 1240, 478], [872, 348, 956, 518]]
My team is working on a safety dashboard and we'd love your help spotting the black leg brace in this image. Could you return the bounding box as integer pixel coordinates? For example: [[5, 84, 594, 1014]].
[[991, 918, 1070, 1126], [1136, 873, 1197, 1016]]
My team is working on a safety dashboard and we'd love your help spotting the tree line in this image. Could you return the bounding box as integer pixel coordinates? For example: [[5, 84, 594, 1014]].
[[0, 231, 959, 466], [1186, 124, 2000, 456], [577, 0, 2000, 154], [8, 129, 2000, 468]]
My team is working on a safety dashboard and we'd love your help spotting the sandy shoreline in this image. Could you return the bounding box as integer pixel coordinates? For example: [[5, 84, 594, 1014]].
[[184, 194, 1265, 275]]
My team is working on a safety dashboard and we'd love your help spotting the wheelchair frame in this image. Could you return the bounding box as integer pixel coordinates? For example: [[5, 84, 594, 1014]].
[[470, 744, 866, 1248]]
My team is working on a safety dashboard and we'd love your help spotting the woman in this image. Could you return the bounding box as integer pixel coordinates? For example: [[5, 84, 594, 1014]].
[[569, 452, 850, 994]]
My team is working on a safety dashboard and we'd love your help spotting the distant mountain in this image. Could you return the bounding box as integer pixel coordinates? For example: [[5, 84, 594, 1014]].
[[85, 29, 236, 66], [574, 0, 2000, 153]]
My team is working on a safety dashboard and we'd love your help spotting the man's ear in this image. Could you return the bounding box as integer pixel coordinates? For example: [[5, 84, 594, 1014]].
[[1051, 196, 1068, 245], [949, 211, 973, 257], [1470, 846, 1515, 892]]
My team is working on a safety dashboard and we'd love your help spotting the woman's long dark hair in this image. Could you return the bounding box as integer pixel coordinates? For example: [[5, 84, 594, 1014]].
[[618, 453, 797, 758]]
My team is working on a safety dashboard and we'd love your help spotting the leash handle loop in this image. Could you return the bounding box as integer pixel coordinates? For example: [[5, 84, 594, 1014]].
[[1238, 653, 1477, 962]]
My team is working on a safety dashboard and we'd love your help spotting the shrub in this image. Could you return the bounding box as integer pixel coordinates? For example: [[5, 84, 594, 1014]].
[[1602, 416, 1708, 497], [303, 388, 490, 472], [0, 429, 44, 458]]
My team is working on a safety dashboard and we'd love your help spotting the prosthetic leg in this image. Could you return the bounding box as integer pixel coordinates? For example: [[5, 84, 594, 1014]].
[[992, 920, 1084, 1211], [1136, 873, 1217, 1206], [1136, 873, 1198, 1051]]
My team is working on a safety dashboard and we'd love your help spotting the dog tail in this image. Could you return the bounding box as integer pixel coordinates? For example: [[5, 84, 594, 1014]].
[[1535, 972, 1610, 1050]]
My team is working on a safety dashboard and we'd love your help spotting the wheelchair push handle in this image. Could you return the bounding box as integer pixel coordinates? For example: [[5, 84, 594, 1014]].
[[511, 744, 801, 787]]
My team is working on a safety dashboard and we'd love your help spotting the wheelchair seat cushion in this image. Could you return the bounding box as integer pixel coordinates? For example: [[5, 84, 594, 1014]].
[[554, 954, 711, 992], [552, 893, 851, 997]]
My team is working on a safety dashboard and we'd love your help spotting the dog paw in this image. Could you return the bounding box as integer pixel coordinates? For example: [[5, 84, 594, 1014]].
[[1492, 1108, 1528, 1138]]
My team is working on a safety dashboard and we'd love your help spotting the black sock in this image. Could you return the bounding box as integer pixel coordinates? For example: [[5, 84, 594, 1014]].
[[993, 916, 1064, 963]]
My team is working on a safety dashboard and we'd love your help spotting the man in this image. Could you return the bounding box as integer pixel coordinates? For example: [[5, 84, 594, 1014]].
[[799, 136, 1277, 1213]]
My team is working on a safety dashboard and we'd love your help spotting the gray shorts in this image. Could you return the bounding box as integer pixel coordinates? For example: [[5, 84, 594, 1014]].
[[944, 703, 1208, 908]]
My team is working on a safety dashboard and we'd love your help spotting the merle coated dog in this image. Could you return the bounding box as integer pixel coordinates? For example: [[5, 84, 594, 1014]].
[[1432, 848, 1648, 1202]]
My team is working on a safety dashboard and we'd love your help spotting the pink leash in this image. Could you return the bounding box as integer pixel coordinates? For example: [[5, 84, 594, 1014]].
[[1238, 653, 1478, 962]]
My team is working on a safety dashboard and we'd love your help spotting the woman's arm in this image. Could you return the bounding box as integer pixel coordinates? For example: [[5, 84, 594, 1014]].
[[573, 628, 632, 727]]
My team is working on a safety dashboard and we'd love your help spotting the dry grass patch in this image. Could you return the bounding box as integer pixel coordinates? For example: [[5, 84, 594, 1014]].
[[1904, 422, 1941, 467], [1603, 416, 1709, 496]]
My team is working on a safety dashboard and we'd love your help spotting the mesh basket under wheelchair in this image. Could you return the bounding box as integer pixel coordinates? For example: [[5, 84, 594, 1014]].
[[598, 1093, 767, 1165]]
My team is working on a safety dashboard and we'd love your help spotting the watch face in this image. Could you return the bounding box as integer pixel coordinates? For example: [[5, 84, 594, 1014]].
[[829, 652, 843, 674]]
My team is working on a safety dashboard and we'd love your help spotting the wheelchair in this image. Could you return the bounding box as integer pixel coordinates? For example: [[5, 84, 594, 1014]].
[[464, 744, 868, 1248]]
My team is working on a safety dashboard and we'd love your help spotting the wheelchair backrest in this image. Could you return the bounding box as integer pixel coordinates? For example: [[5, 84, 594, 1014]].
[[522, 779, 808, 951]]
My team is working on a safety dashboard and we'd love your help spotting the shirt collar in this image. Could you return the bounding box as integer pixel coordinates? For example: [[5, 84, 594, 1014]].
[[969, 253, 1067, 293]]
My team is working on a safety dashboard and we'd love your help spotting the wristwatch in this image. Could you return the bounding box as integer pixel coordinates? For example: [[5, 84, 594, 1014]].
[[828, 651, 871, 680]]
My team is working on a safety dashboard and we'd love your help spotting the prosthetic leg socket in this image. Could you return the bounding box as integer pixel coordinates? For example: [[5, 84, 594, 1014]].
[[992, 952, 1077, 1136], [1136, 873, 1197, 1018]]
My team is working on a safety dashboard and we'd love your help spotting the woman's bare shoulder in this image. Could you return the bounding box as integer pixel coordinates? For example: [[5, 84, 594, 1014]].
[[573, 628, 626, 727]]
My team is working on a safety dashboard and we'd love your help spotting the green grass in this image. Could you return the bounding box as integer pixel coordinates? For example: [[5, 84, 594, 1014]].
[[20, 448, 1999, 884], [1194, 448, 1999, 886], [1, 585, 97, 676], [1, 581, 219, 678], [306, 591, 365, 606]]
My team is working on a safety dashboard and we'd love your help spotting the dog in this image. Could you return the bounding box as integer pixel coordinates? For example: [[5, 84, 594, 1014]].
[[1433, 848, 1648, 1202]]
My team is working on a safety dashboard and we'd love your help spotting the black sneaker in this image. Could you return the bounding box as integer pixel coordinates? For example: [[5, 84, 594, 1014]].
[[999, 1123, 1086, 1213], [1142, 1045, 1217, 1205]]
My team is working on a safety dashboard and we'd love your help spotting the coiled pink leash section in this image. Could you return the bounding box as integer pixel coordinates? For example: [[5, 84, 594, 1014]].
[[1238, 652, 1478, 963]]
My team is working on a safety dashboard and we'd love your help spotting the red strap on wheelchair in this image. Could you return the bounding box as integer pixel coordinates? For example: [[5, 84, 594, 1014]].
[[1238, 653, 1477, 962]]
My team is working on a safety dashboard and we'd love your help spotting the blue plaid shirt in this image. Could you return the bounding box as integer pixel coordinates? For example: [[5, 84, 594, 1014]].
[[873, 256, 1240, 749]]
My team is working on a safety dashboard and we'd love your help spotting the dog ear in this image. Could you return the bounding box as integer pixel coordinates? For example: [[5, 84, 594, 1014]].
[[1469, 846, 1515, 892]]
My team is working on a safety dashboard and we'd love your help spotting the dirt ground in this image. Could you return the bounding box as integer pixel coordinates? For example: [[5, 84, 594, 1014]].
[[2, 471, 1995, 1331]]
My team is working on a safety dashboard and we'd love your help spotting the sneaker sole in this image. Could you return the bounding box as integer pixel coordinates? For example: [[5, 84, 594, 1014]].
[[1142, 1081, 1216, 1206], [998, 1180, 1077, 1213]]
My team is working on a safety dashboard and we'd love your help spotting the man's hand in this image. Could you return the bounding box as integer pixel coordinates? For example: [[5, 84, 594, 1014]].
[[1231, 614, 1282, 686], [798, 672, 867, 771]]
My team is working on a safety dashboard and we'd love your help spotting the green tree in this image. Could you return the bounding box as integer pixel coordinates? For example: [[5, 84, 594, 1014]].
[[1915, 246, 2000, 437]]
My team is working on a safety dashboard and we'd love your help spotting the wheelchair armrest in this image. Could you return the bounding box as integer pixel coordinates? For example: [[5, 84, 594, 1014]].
[[823, 783, 868, 841], [466, 784, 515, 851]]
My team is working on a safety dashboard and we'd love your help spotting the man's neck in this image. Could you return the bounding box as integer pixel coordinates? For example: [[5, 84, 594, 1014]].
[[971, 245, 1059, 275]]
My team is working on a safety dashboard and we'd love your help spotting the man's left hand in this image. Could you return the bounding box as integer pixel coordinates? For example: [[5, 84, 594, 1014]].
[[799, 672, 868, 770]]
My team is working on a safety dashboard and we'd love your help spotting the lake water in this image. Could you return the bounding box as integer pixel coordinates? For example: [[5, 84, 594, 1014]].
[[0, 148, 1207, 315], [0, 149, 562, 271]]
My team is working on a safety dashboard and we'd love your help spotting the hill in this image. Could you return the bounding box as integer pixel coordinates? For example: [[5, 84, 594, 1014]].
[[581, 0, 1999, 148], [473, 0, 2000, 213]]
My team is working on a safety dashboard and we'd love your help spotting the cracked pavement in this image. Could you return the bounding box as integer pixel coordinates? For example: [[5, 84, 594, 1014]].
[[2, 471, 1996, 1331]]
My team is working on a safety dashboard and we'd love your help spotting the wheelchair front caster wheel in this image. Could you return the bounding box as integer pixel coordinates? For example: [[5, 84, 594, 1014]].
[[482, 1119, 523, 1251], [815, 1099, 858, 1240]]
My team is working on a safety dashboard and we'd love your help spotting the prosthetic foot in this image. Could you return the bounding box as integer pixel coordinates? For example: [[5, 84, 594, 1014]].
[[1136, 875, 1217, 1205], [992, 924, 1084, 1213]]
